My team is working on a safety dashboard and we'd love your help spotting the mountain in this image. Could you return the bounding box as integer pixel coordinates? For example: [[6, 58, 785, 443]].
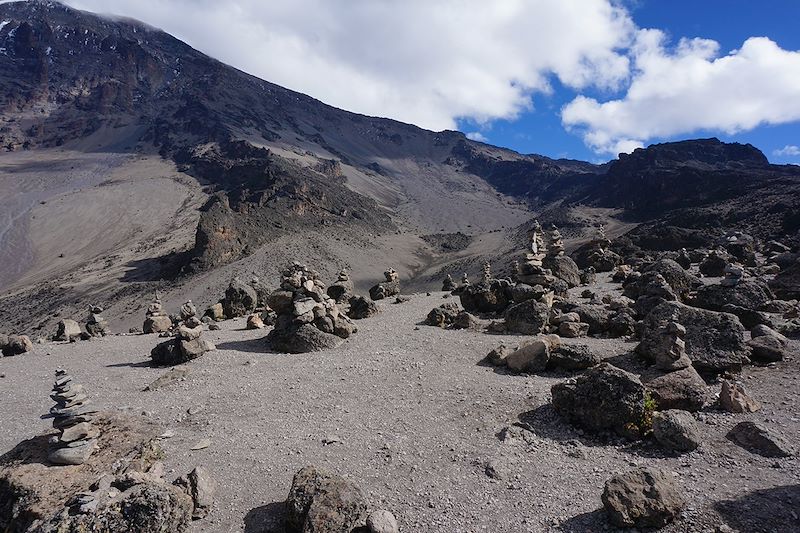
[[0, 1, 798, 336]]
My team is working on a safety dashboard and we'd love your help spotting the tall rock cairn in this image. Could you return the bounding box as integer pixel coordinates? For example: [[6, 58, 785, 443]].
[[48, 370, 99, 465], [547, 224, 565, 257], [517, 220, 554, 287], [143, 293, 172, 334], [85, 305, 109, 337]]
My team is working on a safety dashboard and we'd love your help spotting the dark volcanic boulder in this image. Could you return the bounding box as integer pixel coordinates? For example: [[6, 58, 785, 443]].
[[693, 280, 774, 312], [639, 259, 701, 300], [425, 303, 461, 328], [769, 259, 800, 300], [543, 255, 581, 288], [699, 252, 729, 277], [504, 299, 550, 335], [571, 304, 614, 335], [369, 281, 400, 301], [267, 323, 343, 353], [458, 280, 512, 313], [286, 466, 368, 533], [602, 469, 685, 529], [637, 302, 749, 373], [347, 296, 379, 320], [223, 278, 258, 318], [644, 366, 708, 412], [548, 344, 603, 371], [551, 363, 646, 438]]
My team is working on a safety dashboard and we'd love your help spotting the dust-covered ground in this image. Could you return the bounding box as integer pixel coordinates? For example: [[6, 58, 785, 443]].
[[1, 276, 798, 533]]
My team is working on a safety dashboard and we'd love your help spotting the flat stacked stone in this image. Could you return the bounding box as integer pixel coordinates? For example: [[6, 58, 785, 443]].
[[547, 224, 565, 257], [48, 370, 99, 465], [267, 262, 357, 353], [143, 294, 172, 334], [654, 321, 691, 371], [85, 306, 109, 337], [180, 301, 201, 327]]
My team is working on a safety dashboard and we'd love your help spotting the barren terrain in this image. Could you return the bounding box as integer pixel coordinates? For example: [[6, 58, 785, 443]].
[[2, 276, 797, 532]]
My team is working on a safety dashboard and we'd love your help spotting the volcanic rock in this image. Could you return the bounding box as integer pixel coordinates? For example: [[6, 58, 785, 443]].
[[602, 469, 685, 528]]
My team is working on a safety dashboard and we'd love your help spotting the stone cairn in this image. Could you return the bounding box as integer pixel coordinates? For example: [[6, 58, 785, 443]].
[[442, 274, 457, 292], [516, 220, 554, 287], [481, 262, 492, 283], [369, 267, 401, 301], [266, 262, 356, 353], [85, 306, 109, 337], [150, 302, 214, 365], [461, 273, 471, 286], [654, 321, 691, 371], [327, 269, 355, 303], [143, 293, 172, 334], [48, 370, 99, 465], [721, 263, 744, 287], [547, 224, 565, 257]]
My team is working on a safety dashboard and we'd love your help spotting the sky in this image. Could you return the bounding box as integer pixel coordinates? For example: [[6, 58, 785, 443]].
[[48, 0, 800, 163]]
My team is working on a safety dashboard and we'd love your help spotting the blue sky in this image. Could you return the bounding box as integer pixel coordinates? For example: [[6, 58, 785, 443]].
[[60, 0, 800, 165], [463, 0, 800, 163]]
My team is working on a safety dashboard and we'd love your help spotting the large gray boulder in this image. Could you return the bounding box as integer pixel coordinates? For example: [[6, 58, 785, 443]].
[[55, 319, 82, 342], [459, 279, 512, 313], [223, 278, 258, 318], [347, 296, 379, 320], [543, 255, 581, 288], [369, 281, 400, 301], [652, 410, 702, 452], [551, 363, 646, 438], [602, 469, 686, 529], [504, 299, 550, 335], [267, 323, 343, 354], [644, 366, 708, 412], [2, 335, 33, 356], [625, 259, 701, 302], [637, 301, 749, 373], [727, 422, 794, 458], [769, 259, 800, 300], [286, 465, 368, 533], [693, 280, 774, 312]]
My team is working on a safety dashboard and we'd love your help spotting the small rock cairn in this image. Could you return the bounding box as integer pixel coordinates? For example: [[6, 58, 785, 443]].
[[85, 305, 109, 337], [327, 269, 355, 303], [48, 370, 99, 465], [442, 274, 457, 292], [721, 263, 744, 287], [516, 220, 554, 287], [143, 293, 172, 334], [654, 321, 691, 371]]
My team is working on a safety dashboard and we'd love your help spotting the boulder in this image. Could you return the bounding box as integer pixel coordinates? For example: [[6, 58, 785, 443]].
[[369, 281, 400, 301], [643, 259, 702, 298], [747, 335, 787, 363], [719, 380, 760, 413], [246, 314, 265, 330], [173, 467, 216, 520], [425, 303, 460, 328], [458, 279, 512, 313], [637, 301, 749, 373], [2, 335, 33, 356], [55, 319, 82, 342], [348, 296, 380, 320], [693, 280, 774, 313], [286, 466, 368, 533], [366, 510, 399, 533], [602, 469, 685, 529], [223, 278, 258, 318], [543, 255, 581, 288], [768, 259, 800, 300], [751, 324, 789, 344], [699, 252, 729, 277], [727, 422, 794, 457], [204, 303, 225, 321], [570, 304, 614, 335], [644, 366, 708, 412], [506, 337, 560, 373], [144, 315, 173, 334], [452, 311, 481, 330], [548, 344, 602, 371], [504, 300, 550, 335], [652, 410, 701, 452], [485, 345, 511, 366], [720, 303, 772, 329], [558, 321, 589, 338], [551, 363, 646, 438], [267, 323, 343, 354]]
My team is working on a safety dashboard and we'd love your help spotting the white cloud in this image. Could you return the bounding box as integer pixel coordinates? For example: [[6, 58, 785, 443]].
[[465, 132, 488, 142], [59, 0, 634, 131], [774, 145, 800, 157], [562, 30, 800, 154]]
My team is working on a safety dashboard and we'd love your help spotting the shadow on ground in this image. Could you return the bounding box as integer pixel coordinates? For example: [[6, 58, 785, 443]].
[[216, 337, 280, 354], [243, 501, 289, 533], [714, 485, 800, 533]]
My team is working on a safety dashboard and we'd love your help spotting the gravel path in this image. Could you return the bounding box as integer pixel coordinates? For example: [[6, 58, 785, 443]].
[[1, 287, 798, 532]]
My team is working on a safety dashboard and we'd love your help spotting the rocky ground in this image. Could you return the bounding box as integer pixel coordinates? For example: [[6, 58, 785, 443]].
[[1, 275, 797, 532]]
